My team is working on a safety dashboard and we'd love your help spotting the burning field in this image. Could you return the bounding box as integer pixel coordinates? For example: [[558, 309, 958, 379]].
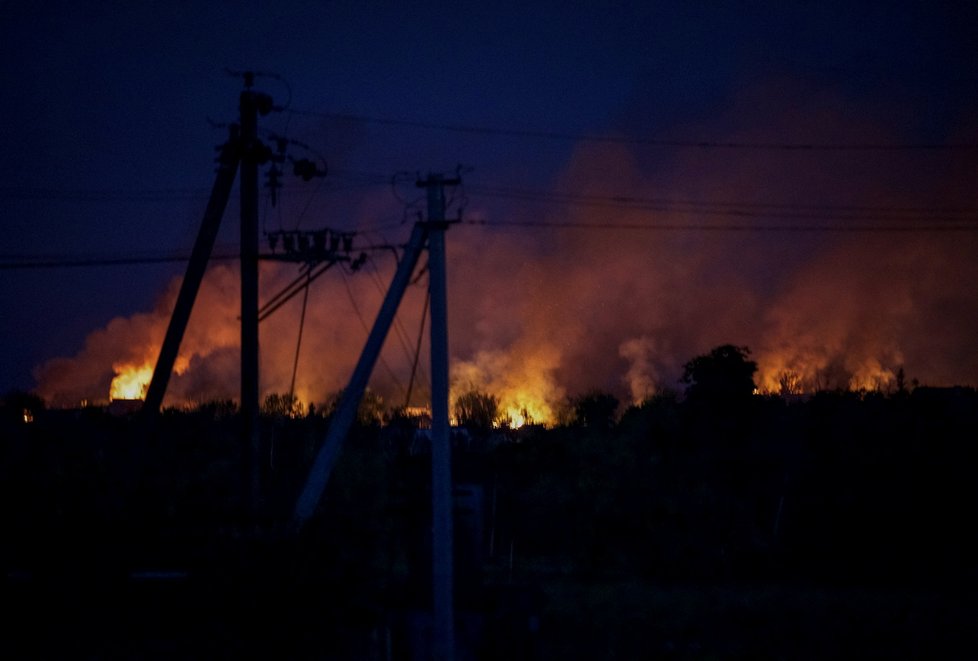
[[33, 83, 978, 419]]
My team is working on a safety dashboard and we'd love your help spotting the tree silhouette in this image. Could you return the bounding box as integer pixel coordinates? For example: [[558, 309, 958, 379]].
[[681, 344, 757, 403], [572, 390, 620, 429], [318, 389, 387, 425], [1, 389, 44, 423], [453, 389, 500, 430], [261, 392, 303, 418]]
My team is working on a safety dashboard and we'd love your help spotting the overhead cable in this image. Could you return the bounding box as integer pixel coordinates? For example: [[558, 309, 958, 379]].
[[288, 108, 978, 152]]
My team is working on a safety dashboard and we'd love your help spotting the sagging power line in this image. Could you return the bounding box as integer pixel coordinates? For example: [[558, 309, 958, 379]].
[[463, 185, 978, 222], [0, 253, 240, 270], [287, 107, 978, 151], [4, 213, 974, 273], [463, 219, 978, 233], [331, 169, 978, 226]]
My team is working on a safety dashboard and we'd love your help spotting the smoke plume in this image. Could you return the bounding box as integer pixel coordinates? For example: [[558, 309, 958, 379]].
[[36, 80, 978, 417]]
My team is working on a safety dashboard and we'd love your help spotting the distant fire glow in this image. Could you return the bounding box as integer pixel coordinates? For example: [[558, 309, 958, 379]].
[[109, 364, 153, 401], [30, 83, 978, 411], [755, 351, 901, 395]]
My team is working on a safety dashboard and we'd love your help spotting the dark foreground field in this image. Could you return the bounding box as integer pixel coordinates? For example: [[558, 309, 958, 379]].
[[5, 568, 975, 659], [3, 387, 976, 658]]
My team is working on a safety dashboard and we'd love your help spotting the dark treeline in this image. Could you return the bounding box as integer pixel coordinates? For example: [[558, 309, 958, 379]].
[[1, 347, 977, 658], [494, 384, 978, 586]]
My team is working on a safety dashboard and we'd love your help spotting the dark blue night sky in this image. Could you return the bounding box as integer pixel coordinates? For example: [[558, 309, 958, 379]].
[[2, 2, 977, 406]]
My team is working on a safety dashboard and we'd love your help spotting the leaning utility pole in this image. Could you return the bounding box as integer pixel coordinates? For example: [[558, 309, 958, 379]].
[[292, 221, 429, 522], [142, 73, 273, 519], [142, 126, 240, 414], [292, 173, 460, 661]]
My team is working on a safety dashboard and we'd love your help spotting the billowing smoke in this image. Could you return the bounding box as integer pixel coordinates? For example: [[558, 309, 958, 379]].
[[35, 80, 978, 417], [35, 259, 432, 409], [619, 336, 660, 403], [447, 79, 978, 411]]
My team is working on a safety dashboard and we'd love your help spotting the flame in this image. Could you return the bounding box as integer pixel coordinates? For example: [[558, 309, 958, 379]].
[[756, 351, 899, 395], [452, 347, 563, 428], [506, 407, 527, 429], [501, 395, 550, 429], [31, 84, 978, 412], [109, 363, 154, 401]]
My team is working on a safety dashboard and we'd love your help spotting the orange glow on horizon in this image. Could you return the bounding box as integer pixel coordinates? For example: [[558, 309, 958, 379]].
[[755, 353, 898, 395]]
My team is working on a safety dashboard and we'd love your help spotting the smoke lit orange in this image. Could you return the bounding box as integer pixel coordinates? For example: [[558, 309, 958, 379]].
[[31, 84, 978, 410]]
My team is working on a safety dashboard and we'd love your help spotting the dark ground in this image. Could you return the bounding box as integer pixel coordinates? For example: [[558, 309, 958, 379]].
[[2, 387, 976, 659]]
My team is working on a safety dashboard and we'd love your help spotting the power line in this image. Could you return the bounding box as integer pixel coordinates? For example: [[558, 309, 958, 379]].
[[0, 183, 378, 203], [338, 268, 406, 398], [288, 108, 978, 152], [5, 211, 975, 274], [465, 185, 978, 220], [364, 257, 429, 393], [463, 219, 978, 233], [0, 186, 213, 202], [5, 185, 976, 274], [0, 253, 240, 270], [405, 289, 430, 409], [8, 175, 975, 222], [333, 169, 978, 223], [6, 218, 973, 272], [1, 237, 406, 272]]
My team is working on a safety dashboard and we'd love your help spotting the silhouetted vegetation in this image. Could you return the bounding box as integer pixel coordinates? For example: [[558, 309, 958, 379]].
[[1, 389, 44, 423], [453, 389, 500, 431], [2, 349, 976, 657], [681, 343, 757, 403], [317, 388, 387, 425], [261, 392, 303, 418], [570, 390, 619, 429]]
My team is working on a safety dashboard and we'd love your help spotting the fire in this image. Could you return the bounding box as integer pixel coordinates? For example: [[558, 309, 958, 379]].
[[506, 407, 527, 429], [452, 347, 563, 429], [755, 351, 900, 395], [28, 77, 978, 415], [110, 364, 154, 401], [501, 395, 551, 429]]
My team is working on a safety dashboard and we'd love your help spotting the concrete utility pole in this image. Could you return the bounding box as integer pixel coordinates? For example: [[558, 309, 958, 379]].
[[239, 83, 264, 518], [291, 172, 460, 660], [142, 74, 273, 521], [418, 173, 458, 661]]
